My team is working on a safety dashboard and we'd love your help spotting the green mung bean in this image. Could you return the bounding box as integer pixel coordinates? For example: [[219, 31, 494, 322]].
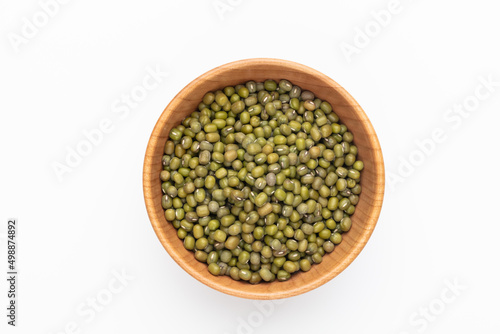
[[161, 79, 363, 283]]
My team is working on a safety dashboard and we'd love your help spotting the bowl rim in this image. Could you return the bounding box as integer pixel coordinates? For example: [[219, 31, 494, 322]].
[[143, 58, 385, 299]]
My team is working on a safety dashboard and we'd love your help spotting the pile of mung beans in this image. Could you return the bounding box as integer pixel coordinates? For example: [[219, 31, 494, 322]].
[[160, 79, 363, 283]]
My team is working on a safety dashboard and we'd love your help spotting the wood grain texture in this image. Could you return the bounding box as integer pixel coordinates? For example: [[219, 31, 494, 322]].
[[143, 58, 385, 299]]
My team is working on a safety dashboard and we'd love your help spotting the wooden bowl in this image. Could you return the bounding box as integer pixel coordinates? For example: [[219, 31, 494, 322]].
[[143, 58, 384, 299]]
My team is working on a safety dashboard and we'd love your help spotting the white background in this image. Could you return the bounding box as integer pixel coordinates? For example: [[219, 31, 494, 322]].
[[1, 0, 499, 333]]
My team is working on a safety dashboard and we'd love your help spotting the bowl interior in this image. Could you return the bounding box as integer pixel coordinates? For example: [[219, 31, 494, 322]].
[[143, 59, 384, 299]]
